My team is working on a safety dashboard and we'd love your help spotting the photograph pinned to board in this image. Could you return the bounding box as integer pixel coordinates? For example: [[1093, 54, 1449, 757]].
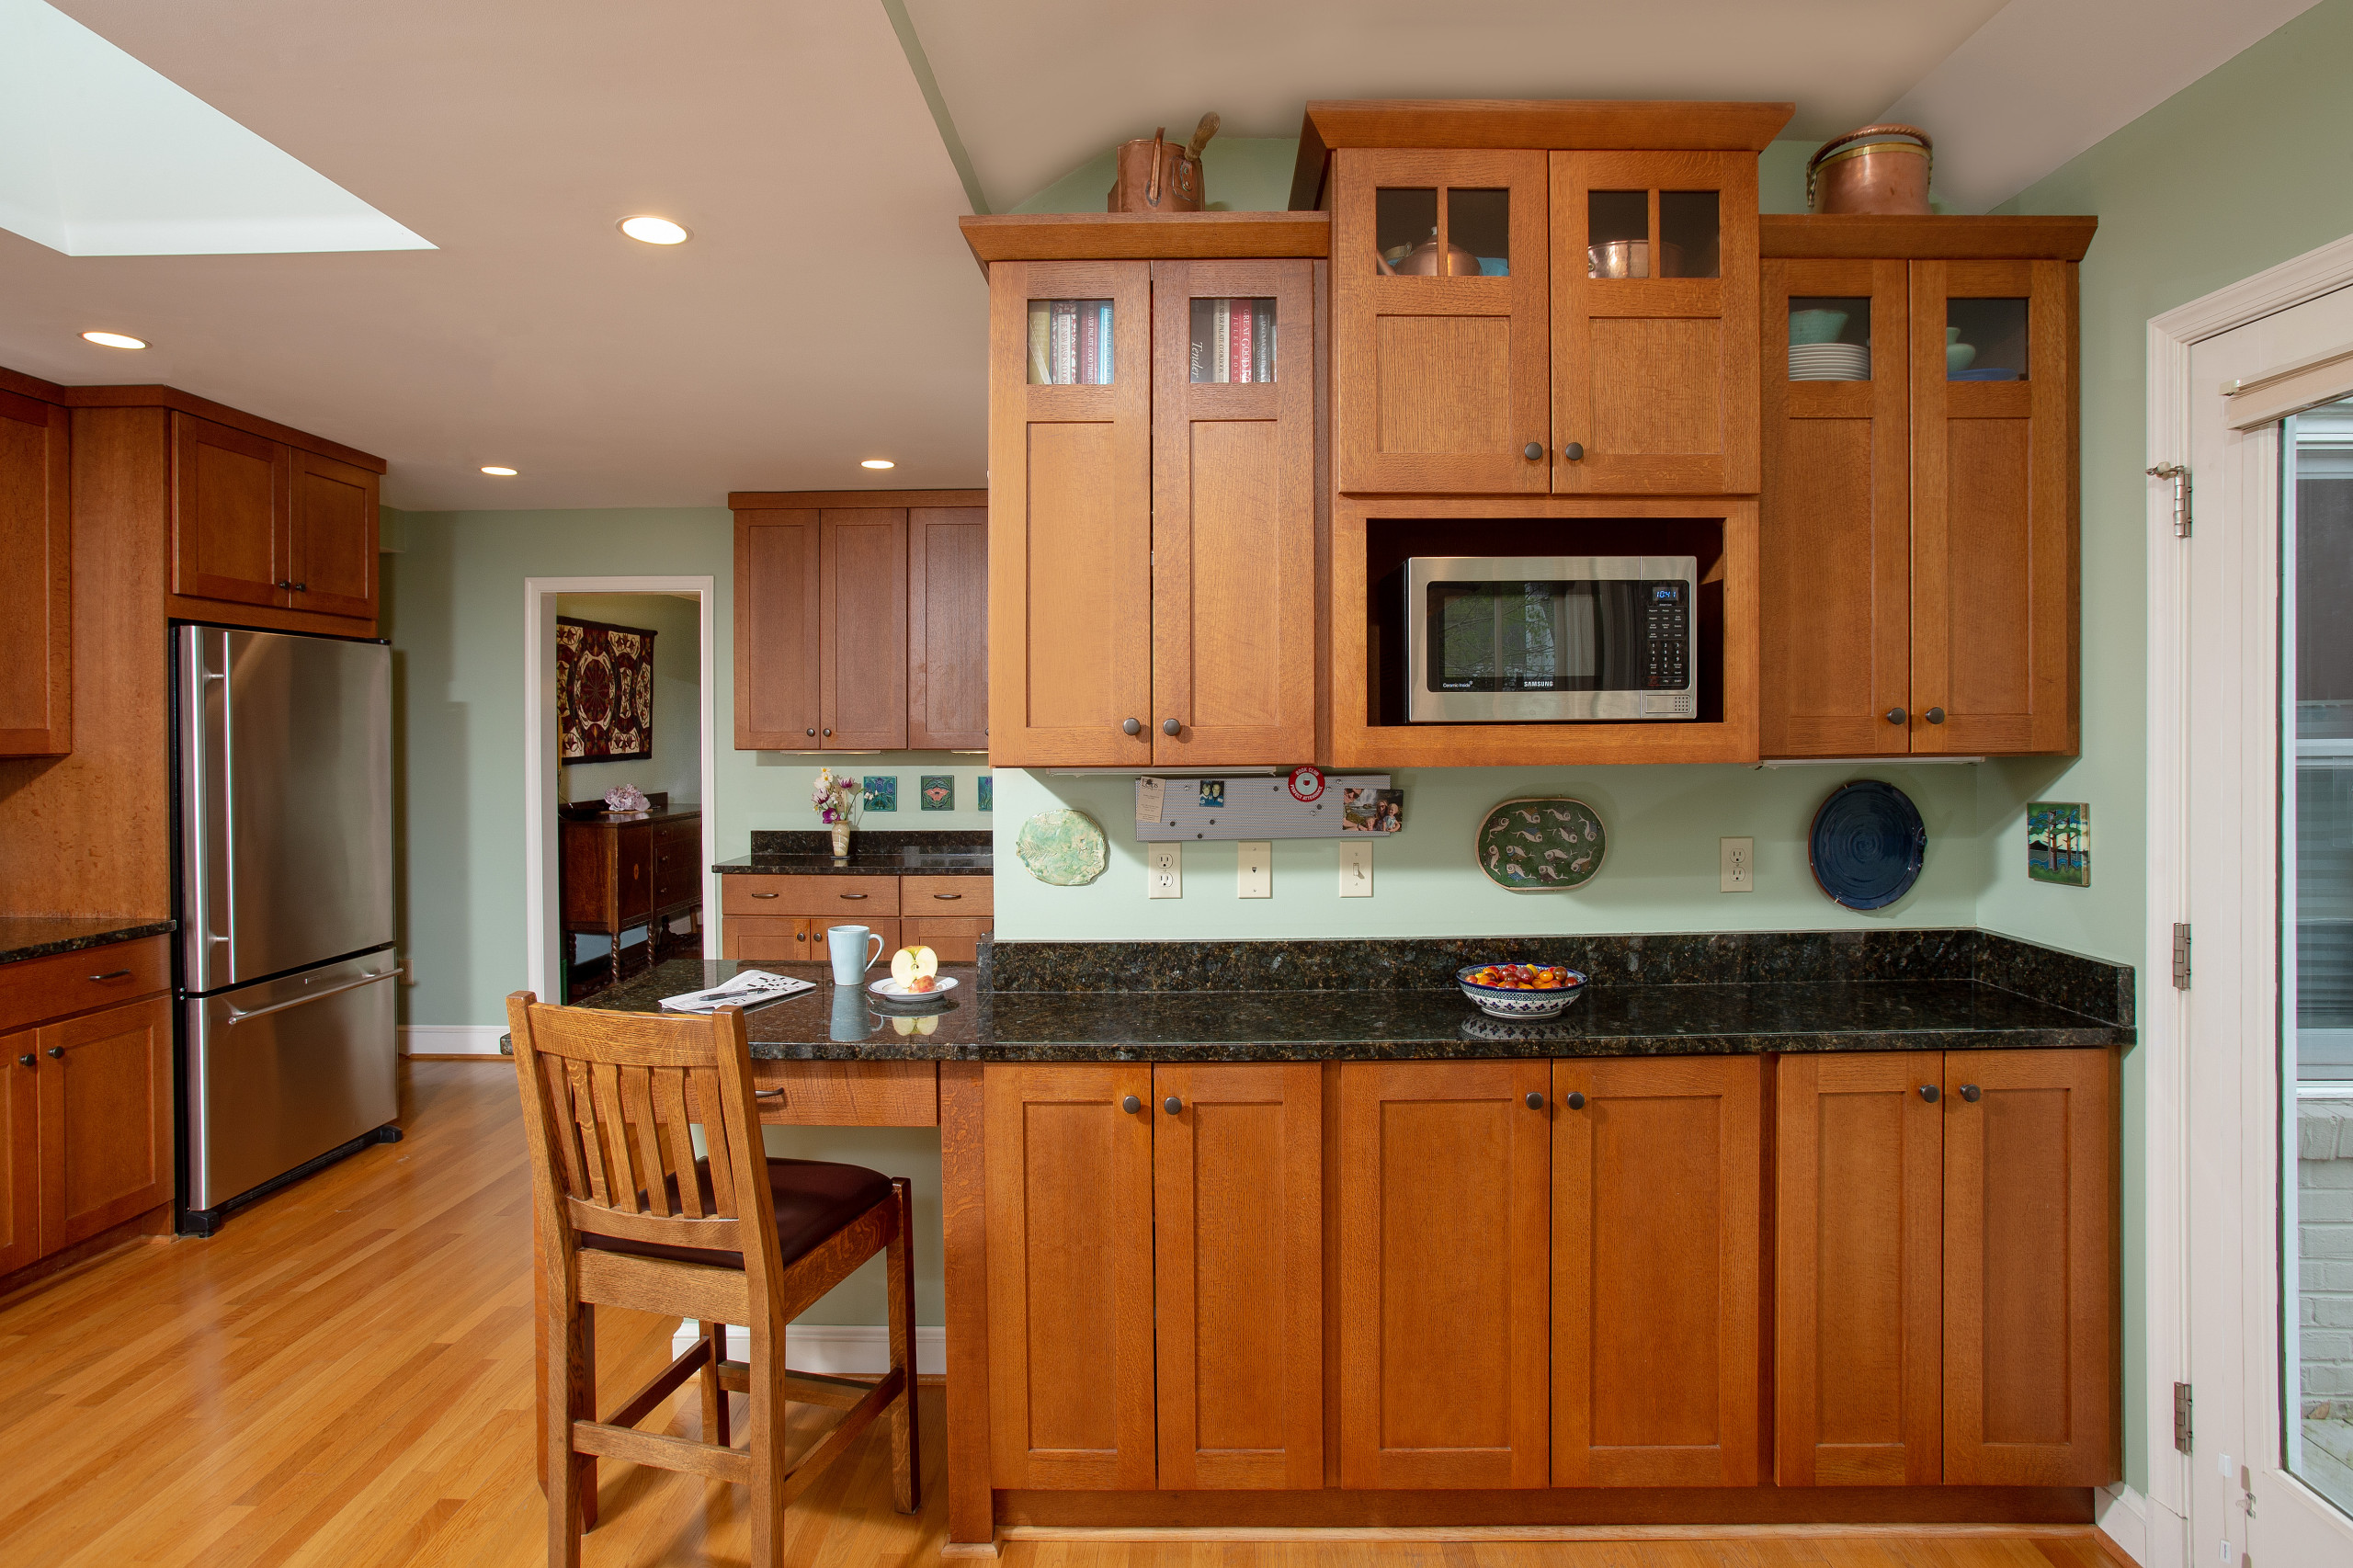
[[2028, 801, 2089, 886], [1199, 780, 1225, 809], [1342, 787, 1404, 834]]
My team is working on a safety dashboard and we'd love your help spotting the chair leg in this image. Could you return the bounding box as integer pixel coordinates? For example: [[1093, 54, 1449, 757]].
[[575, 1301, 598, 1530], [888, 1176, 921, 1514], [698, 1319, 731, 1449], [747, 1320, 784, 1568], [546, 1297, 587, 1568]]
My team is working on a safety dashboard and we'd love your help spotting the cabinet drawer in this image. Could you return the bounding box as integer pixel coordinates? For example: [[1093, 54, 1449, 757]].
[[901, 917, 985, 965], [904, 876, 992, 917], [721, 875, 900, 916], [749, 1061, 937, 1126], [0, 937, 170, 1036]]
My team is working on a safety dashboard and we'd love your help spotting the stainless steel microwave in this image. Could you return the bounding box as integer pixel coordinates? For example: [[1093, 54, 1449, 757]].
[[1404, 555, 1699, 722]]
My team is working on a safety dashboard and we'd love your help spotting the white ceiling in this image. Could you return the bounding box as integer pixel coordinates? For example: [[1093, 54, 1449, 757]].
[[0, 0, 2324, 510]]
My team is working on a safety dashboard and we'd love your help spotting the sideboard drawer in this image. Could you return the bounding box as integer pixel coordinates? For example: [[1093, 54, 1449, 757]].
[[904, 875, 993, 917], [0, 936, 171, 1036], [722, 875, 901, 917], [749, 1061, 938, 1126]]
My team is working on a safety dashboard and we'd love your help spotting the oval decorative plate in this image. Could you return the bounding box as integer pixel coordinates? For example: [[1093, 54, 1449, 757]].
[[1014, 809, 1108, 886], [1476, 798, 1606, 892], [1809, 779, 1927, 911]]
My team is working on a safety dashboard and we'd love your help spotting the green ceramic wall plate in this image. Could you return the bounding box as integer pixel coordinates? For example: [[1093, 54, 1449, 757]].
[[1477, 797, 1606, 892], [1015, 808, 1108, 887]]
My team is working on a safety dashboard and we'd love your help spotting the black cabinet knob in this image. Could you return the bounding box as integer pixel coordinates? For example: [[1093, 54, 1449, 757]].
[[1920, 1084, 1939, 1103], [1163, 719, 1181, 736], [805, 727, 816, 737], [15, 1054, 30, 1068], [1925, 707, 1947, 724], [1525, 1091, 1544, 1110], [292, 582, 308, 592], [1885, 707, 1908, 725], [1523, 441, 1545, 461], [1122, 718, 1142, 735], [276, 579, 292, 590], [1164, 1096, 1182, 1115], [46, 1046, 63, 1060], [1561, 441, 1585, 461], [1121, 1095, 1142, 1113], [822, 728, 832, 737], [1959, 1084, 1981, 1102], [1565, 1091, 1586, 1110]]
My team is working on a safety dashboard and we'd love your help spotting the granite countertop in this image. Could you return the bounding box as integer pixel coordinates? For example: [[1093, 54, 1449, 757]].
[[713, 829, 992, 878], [585, 957, 2131, 1063], [0, 916, 177, 968]]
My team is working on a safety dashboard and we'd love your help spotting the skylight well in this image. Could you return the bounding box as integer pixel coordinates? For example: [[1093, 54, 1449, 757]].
[[0, 0, 433, 256]]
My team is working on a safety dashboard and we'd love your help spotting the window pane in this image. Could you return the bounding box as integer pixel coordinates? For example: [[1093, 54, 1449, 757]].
[[1375, 187, 1438, 275], [1587, 190, 1648, 278], [1659, 190, 1720, 278], [1947, 297, 2028, 381], [1449, 188, 1510, 276], [1788, 295, 1871, 381], [1188, 298, 1278, 382], [1025, 299, 1114, 385]]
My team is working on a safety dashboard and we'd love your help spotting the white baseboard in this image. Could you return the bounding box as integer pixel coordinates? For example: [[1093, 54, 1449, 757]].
[[399, 1025, 506, 1057], [669, 1322, 945, 1379], [2097, 1483, 2188, 1568]]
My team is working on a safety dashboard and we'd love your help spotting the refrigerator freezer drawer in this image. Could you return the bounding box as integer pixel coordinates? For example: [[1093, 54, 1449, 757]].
[[184, 951, 399, 1213]]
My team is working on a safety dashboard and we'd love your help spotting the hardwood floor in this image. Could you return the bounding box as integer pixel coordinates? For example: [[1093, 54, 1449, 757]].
[[0, 1062, 2132, 1568]]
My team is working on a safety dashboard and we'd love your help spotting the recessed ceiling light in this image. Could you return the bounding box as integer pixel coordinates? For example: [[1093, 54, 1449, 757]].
[[481, 465, 517, 476], [860, 459, 895, 470], [82, 330, 146, 349], [618, 215, 688, 245]]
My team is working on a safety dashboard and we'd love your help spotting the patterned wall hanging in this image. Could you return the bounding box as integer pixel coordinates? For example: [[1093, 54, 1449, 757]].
[[557, 618, 656, 764], [1475, 798, 1607, 892]]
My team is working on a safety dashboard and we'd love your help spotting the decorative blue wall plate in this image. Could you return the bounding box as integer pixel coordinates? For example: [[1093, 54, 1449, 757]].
[[1809, 780, 1927, 911]]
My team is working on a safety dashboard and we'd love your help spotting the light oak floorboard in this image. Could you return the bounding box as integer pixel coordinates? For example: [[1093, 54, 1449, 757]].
[[0, 1062, 2128, 1568]]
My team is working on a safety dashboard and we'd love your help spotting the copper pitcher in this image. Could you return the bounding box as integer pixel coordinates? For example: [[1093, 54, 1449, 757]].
[[1807, 124, 1933, 215], [1381, 229, 1482, 277]]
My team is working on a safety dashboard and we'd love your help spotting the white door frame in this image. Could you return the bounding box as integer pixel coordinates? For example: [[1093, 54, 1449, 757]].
[[521, 575, 721, 1006], [2147, 233, 2353, 1567]]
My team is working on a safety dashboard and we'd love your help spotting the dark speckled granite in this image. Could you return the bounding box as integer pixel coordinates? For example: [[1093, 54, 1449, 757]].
[[715, 829, 992, 877], [584, 956, 2129, 1063], [0, 916, 176, 967]]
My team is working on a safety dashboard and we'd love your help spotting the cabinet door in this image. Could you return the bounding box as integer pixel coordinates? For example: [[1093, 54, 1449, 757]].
[[899, 916, 983, 965], [984, 1062, 1155, 1489], [1775, 1052, 1942, 1486], [1153, 1062, 1322, 1490], [1337, 1059, 1550, 1489], [37, 995, 173, 1253], [987, 261, 1154, 766], [1759, 258, 1913, 757], [1942, 1048, 2114, 1485], [614, 824, 654, 928], [721, 915, 815, 961], [733, 509, 823, 748], [0, 390, 70, 756], [1910, 259, 2076, 755], [821, 508, 907, 749], [0, 1032, 38, 1275], [907, 506, 989, 749], [172, 413, 290, 608], [1149, 260, 1317, 766], [1331, 149, 1551, 494], [289, 450, 379, 621], [1552, 151, 1760, 494], [1552, 1055, 1761, 1487]]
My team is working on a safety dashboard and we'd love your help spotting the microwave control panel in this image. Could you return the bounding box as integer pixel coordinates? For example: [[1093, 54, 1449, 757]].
[[1643, 584, 1689, 688]]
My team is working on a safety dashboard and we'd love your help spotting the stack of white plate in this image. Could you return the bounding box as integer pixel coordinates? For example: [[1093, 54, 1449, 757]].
[[1789, 342, 1870, 381]]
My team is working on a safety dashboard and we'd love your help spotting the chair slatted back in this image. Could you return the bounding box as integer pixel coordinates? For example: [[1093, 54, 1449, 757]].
[[507, 993, 782, 1282]]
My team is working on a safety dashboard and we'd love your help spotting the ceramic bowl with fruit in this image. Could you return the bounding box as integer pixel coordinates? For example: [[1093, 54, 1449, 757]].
[[1456, 962, 1586, 1018], [870, 945, 959, 1003]]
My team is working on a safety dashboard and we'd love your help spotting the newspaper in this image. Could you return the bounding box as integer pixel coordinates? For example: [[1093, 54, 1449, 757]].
[[657, 969, 815, 1014]]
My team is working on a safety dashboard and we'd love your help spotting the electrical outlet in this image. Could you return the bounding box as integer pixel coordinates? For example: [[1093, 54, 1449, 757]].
[[1338, 840, 1374, 897], [1238, 842, 1271, 899], [1148, 843, 1182, 899], [1721, 836, 1755, 892]]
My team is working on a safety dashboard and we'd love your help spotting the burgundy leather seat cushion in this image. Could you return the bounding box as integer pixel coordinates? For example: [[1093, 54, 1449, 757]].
[[577, 1156, 892, 1272]]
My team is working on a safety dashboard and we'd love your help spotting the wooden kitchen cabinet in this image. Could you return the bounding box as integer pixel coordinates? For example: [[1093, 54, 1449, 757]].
[[821, 508, 908, 749], [289, 449, 380, 620], [0, 1030, 38, 1276], [1551, 151, 1761, 494], [907, 505, 989, 749], [984, 1062, 1158, 1490], [1774, 1051, 1943, 1486], [0, 388, 70, 757], [1330, 149, 1552, 494], [171, 413, 379, 624], [1551, 1054, 1761, 1487], [37, 994, 173, 1254], [560, 808, 702, 988], [733, 508, 823, 747], [1336, 1059, 1551, 1489], [1152, 1062, 1322, 1490]]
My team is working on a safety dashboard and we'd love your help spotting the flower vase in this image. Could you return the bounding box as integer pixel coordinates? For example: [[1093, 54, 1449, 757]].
[[831, 821, 853, 858]]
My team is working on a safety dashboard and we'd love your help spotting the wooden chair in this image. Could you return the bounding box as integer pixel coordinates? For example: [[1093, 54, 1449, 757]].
[[506, 990, 918, 1568]]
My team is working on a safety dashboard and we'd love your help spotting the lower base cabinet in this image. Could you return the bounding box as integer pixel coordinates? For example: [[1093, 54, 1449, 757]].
[[0, 993, 173, 1275]]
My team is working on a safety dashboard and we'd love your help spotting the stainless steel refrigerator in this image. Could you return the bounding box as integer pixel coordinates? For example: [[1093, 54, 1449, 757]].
[[175, 625, 401, 1233]]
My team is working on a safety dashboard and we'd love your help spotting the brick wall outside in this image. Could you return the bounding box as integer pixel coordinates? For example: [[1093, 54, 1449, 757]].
[[2301, 1099, 2353, 1417]]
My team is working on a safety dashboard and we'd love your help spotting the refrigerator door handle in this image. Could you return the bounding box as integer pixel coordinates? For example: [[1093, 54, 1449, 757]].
[[224, 967, 400, 1027], [189, 633, 236, 970]]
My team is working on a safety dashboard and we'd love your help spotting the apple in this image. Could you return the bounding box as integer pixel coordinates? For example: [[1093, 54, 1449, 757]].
[[889, 945, 939, 988]]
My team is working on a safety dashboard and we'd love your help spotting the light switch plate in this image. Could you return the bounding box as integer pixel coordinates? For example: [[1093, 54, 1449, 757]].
[[1237, 842, 1271, 899], [1338, 840, 1373, 897], [1148, 843, 1182, 899], [1720, 837, 1755, 892]]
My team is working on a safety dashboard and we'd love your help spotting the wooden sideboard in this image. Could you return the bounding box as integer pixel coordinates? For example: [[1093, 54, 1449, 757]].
[[559, 807, 702, 990]]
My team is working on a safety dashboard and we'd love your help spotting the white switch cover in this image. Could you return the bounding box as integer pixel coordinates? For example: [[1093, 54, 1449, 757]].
[[1338, 840, 1374, 897], [1721, 837, 1755, 892], [1148, 843, 1182, 899], [1237, 842, 1271, 899]]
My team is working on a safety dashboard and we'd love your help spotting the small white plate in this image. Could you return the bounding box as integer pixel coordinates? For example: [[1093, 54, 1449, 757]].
[[869, 975, 960, 999]]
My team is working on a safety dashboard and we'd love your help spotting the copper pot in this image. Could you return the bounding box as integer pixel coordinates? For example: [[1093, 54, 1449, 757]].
[[1586, 240, 1684, 279], [1381, 232, 1482, 277], [1808, 123, 1933, 215]]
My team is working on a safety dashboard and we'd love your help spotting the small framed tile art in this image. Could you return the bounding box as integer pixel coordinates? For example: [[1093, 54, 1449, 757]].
[[862, 776, 897, 812], [2027, 801, 2088, 886], [978, 776, 993, 812], [921, 775, 954, 811]]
